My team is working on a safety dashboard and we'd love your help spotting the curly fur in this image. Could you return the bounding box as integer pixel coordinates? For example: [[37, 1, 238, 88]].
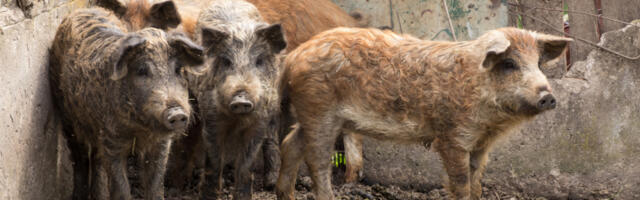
[[276, 27, 570, 200]]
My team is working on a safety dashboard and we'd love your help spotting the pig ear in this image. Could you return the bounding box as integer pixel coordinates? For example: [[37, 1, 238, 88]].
[[537, 34, 572, 64], [480, 31, 511, 69], [169, 32, 206, 73], [111, 35, 147, 80], [256, 24, 287, 53], [201, 27, 229, 53], [96, 0, 127, 16], [149, 0, 181, 29]]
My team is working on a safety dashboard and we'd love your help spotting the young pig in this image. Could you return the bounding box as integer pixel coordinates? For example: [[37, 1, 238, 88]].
[[49, 7, 204, 200], [189, 0, 286, 199], [276, 27, 570, 200]]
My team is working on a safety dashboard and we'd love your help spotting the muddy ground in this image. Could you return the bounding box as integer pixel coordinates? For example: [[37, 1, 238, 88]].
[[165, 180, 541, 200], [130, 166, 553, 200], [157, 175, 549, 200], [128, 155, 613, 200]]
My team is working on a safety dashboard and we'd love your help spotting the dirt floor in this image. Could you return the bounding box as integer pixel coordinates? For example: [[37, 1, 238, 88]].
[[157, 174, 546, 200], [181, 181, 542, 200], [127, 157, 563, 200]]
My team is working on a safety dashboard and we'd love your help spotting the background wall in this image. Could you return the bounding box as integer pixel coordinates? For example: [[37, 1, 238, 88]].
[[333, 0, 508, 41], [0, 0, 89, 199]]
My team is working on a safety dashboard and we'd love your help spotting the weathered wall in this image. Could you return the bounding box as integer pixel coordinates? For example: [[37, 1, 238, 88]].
[[333, 0, 508, 41], [0, 0, 89, 199], [566, 0, 599, 67]]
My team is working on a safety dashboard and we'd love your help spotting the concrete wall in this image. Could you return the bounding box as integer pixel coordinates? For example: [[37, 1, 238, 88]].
[[0, 0, 89, 199], [333, 0, 508, 41]]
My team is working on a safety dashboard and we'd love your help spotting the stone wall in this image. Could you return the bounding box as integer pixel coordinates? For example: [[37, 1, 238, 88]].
[[0, 0, 89, 199]]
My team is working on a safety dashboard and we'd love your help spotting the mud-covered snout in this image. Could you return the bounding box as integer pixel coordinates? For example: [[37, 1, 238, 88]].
[[536, 91, 556, 111], [163, 106, 189, 130], [229, 91, 254, 114]]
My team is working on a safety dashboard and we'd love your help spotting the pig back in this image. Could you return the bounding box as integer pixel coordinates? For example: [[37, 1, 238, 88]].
[[285, 28, 486, 138], [49, 8, 135, 138]]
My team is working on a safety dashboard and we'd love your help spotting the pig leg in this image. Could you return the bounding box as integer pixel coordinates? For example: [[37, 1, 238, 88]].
[[139, 139, 172, 200], [303, 118, 343, 200], [90, 151, 108, 200], [202, 126, 225, 199], [469, 147, 489, 200], [64, 128, 91, 199], [102, 143, 131, 200], [343, 131, 363, 183], [263, 116, 281, 190], [437, 137, 471, 200], [233, 128, 265, 200], [469, 134, 499, 200], [276, 125, 305, 200]]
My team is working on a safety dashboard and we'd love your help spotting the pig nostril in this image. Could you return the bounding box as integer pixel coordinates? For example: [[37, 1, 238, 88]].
[[165, 107, 188, 130], [537, 94, 557, 111]]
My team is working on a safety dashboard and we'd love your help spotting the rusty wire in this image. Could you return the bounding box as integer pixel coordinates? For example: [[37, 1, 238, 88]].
[[507, 8, 640, 60]]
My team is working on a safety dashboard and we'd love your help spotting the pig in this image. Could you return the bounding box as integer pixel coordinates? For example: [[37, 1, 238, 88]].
[[167, 0, 369, 191], [95, 0, 209, 192], [247, 0, 371, 184], [188, 0, 287, 199], [48, 7, 204, 200], [246, 0, 370, 184], [276, 27, 571, 200], [96, 0, 182, 31]]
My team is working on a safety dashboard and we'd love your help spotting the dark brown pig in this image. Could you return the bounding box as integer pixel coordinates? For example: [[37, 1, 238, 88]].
[[49, 7, 204, 200], [276, 27, 571, 200], [189, 0, 286, 199], [170, 0, 369, 190], [95, 0, 209, 193]]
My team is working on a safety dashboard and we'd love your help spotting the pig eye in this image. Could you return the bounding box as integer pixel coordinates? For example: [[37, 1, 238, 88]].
[[256, 57, 265, 66], [136, 66, 149, 77], [174, 66, 182, 76], [218, 56, 232, 68], [498, 59, 519, 73]]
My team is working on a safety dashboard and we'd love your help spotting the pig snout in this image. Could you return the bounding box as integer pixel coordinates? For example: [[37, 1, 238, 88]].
[[163, 106, 189, 130], [229, 91, 254, 114], [536, 91, 556, 111]]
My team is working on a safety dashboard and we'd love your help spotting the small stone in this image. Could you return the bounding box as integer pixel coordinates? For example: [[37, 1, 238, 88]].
[[550, 169, 561, 177], [351, 188, 375, 200]]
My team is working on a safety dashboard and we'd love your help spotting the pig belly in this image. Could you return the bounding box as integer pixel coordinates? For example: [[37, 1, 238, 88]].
[[337, 105, 431, 142]]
